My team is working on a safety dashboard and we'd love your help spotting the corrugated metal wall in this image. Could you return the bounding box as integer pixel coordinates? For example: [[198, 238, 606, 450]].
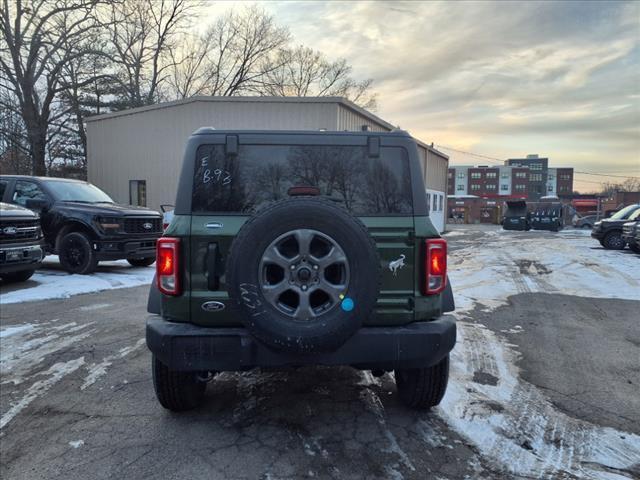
[[418, 145, 449, 193], [336, 105, 391, 132]]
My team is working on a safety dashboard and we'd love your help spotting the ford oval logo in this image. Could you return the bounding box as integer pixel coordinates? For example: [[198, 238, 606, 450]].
[[143, 222, 153, 230], [201, 301, 225, 312], [3, 226, 17, 235]]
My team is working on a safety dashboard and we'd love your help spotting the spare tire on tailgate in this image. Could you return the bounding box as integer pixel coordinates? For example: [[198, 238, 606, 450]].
[[226, 197, 380, 353]]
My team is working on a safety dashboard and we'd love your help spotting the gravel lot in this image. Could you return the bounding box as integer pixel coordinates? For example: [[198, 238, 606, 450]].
[[1, 225, 639, 479]]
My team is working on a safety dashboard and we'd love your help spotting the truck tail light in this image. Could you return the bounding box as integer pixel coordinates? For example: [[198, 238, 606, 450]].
[[423, 238, 447, 295], [157, 237, 181, 295]]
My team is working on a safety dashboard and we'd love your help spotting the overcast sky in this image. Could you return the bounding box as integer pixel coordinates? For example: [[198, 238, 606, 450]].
[[205, 1, 640, 192]]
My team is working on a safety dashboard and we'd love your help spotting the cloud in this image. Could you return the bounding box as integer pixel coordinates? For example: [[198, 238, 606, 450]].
[[206, 1, 640, 191]]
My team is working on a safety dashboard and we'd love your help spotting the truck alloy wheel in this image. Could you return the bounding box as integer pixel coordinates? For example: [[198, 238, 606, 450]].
[[603, 231, 625, 250], [59, 232, 98, 274]]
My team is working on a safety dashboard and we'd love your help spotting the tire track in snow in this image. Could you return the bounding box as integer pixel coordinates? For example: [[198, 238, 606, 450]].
[[441, 320, 640, 479], [443, 228, 640, 478]]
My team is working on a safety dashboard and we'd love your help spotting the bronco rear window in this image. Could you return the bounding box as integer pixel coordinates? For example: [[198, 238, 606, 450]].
[[192, 144, 413, 216]]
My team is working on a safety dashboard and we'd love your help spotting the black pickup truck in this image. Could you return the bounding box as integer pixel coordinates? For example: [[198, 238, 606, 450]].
[[591, 204, 640, 250], [0, 202, 44, 282], [0, 176, 163, 274]]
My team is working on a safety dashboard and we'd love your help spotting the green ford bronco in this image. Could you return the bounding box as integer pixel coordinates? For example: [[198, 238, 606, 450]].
[[146, 128, 456, 411]]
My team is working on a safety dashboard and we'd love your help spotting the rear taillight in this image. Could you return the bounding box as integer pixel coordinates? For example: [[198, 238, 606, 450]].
[[156, 237, 181, 295], [423, 238, 447, 295]]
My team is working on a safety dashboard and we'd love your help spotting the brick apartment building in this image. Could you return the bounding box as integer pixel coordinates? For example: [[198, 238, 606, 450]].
[[447, 154, 574, 224], [505, 154, 574, 201], [448, 165, 529, 198]]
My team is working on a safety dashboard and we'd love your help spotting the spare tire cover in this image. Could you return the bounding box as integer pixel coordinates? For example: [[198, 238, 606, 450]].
[[226, 197, 380, 353]]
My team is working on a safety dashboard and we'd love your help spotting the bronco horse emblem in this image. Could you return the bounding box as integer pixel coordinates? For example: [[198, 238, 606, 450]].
[[388, 254, 406, 276]]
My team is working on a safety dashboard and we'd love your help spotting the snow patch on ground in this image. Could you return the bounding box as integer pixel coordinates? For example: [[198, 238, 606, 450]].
[[1, 320, 94, 385], [80, 338, 145, 390], [68, 440, 85, 449], [0, 324, 35, 338], [441, 321, 640, 479], [0, 357, 85, 430], [449, 229, 639, 311], [441, 227, 640, 479], [0, 257, 154, 305]]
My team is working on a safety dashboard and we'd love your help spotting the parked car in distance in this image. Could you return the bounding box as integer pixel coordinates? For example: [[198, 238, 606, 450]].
[[0, 202, 44, 283], [591, 204, 640, 250], [621, 209, 640, 254], [574, 214, 597, 229], [0, 176, 163, 274], [146, 128, 456, 412], [502, 200, 530, 231]]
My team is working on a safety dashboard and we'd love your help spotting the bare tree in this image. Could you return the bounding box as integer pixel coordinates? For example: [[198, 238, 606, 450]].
[[106, 0, 199, 109], [0, 0, 106, 175], [168, 6, 289, 99], [261, 45, 377, 110], [0, 91, 31, 174], [600, 178, 640, 196]]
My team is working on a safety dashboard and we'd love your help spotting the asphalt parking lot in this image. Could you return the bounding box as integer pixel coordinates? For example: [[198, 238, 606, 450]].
[[1, 225, 639, 480]]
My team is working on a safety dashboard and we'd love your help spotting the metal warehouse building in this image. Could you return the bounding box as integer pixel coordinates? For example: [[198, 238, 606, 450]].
[[86, 96, 448, 230]]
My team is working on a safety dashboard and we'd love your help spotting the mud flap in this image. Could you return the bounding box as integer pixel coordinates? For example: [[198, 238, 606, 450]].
[[147, 274, 161, 314], [442, 276, 455, 313]]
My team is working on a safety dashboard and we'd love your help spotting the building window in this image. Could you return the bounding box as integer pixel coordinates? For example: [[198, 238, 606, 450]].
[[129, 180, 147, 207], [471, 184, 481, 191], [529, 173, 542, 182], [560, 174, 571, 181], [548, 185, 554, 191], [486, 184, 496, 190], [500, 184, 509, 191], [457, 172, 465, 178], [439, 195, 443, 211], [486, 172, 497, 178], [530, 163, 542, 170], [548, 174, 554, 180], [470, 172, 482, 179], [501, 172, 509, 179], [515, 172, 527, 179], [457, 184, 464, 191], [515, 184, 526, 192], [559, 185, 570, 192]]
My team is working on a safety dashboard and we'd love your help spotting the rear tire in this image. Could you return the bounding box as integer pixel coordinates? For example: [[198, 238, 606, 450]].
[[395, 355, 450, 409], [127, 257, 155, 267], [1, 269, 35, 283], [603, 231, 625, 250], [152, 355, 206, 412], [59, 232, 98, 274]]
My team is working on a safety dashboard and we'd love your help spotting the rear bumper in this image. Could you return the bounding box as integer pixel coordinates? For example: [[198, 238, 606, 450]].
[[146, 316, 456, 372], [0, 244, 43, 274]]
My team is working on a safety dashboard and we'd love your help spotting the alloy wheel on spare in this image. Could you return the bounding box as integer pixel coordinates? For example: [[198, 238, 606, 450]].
[[259, 229, 349, 321]]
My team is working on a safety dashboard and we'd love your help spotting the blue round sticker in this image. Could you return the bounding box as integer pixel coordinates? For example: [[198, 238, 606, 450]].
[[341, 297, 354, 312]]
